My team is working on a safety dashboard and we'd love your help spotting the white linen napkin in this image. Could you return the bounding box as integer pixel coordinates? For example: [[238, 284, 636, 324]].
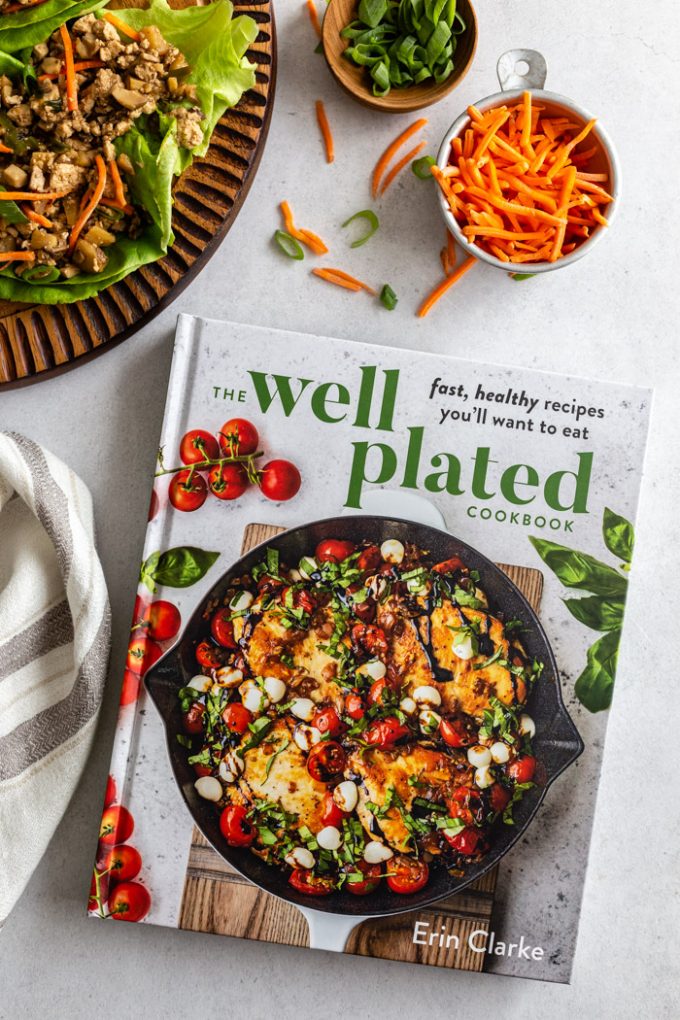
[[0, 432, 110, 927]]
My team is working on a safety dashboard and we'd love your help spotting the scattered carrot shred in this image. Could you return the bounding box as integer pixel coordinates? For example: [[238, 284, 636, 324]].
[[0, 143, 13, 154], [372, 117, 427, 198], [108, 159, 127, 209], [69, 154, 107, 253], [103, 12, 141, 42], [305, 0, 322, 38], [417, 256, 476, 317], [312, 267, 376, 295], [315, 100, 334, 164], [379, 140, 426, 195], [60, 24, 78, 112], [280, 201, 328, 255]]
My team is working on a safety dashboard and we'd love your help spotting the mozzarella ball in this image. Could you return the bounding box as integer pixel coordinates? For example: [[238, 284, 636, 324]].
[[475, 765, 495, 789], [333, 780, 358, 813], [263, 676, 287, 703], [214, 667, 243, 688], [413, 685, 442, 707], [357, 659, 386, 681], [317, 825, 342, 851], [419, 708, 441, 734], [188, 675, 212, 693], [194, 776, 222, 802], [519, 713, 536, 738], [400, 696, 417, 716], [285, 846, 315, 870], [467, 744, 492, 768], [240, 680, 269, 714], [229, 591, 253, 613], [490, 741, 510, 764], [218, 752, 244, 784], [363, 840, 394, 864], [290, 697, 315, 721], [293, 724, 322, 752], [451, 634, 475, 660], [380, 539, 405, 565]]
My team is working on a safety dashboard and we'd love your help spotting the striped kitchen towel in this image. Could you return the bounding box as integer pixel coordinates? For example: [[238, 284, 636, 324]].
[[0, 432, 110, 928]]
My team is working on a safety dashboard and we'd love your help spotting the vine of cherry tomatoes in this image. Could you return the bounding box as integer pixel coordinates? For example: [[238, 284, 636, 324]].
[[120, 594, 183, 707], [89, 775, 151, 923], [156, 418, 301, 514]]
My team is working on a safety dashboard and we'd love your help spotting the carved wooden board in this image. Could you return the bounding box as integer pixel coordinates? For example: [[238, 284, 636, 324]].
[[178, 523, 544, 971], [0, 0, 275, 387]]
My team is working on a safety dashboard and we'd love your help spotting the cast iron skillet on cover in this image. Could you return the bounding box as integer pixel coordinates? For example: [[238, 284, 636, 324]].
[[145, 516, 584, 947]]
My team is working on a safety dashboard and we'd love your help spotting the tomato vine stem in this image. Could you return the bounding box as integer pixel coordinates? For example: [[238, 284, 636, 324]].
[[154, 450, 264, 479]]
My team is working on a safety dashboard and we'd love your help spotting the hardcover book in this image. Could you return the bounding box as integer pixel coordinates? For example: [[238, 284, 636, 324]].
[[89, 315, 650, 984]]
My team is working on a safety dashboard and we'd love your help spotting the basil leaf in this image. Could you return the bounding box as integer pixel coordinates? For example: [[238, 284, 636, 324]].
[[563, 596, 625, 632], [602, 507, 634, 565], [574, 629, 621, 713], [529, 537, 628, 598], [140, 546, 219, 592]]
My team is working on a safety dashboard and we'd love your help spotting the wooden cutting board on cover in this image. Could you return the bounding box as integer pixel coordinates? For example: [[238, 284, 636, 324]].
[[179, 523, 544, 971]]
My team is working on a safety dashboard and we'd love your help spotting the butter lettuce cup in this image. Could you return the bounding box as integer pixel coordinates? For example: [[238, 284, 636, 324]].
[[434, 48, 621, 274]]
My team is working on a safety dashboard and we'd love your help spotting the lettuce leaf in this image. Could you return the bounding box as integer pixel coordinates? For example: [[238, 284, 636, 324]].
[[0, 0, 108, 54], [0, 0, 257, 304]]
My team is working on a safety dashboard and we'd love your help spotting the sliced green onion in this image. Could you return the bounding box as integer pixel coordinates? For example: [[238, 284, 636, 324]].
[[341, 209, 379, 248], [380, 284, 397, 310], [21, 265, 60, 283], [412, 155, 436, 179], [510, 273, 536, 281], [274, 229, 304, 260]]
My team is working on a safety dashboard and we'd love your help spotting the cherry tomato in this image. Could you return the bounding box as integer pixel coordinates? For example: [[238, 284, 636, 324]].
[[218, 418, 259, 457], [489, 784, 512, 813], [315, 539, 356, 564], [99, 805, 134, 846], [312, 706, 343, 737], [288, 869, 334, 897], [132, 594, 149, 630], [168, 469, 208, 512], [208, 462, 249, 501], [306, 741, 347, 783], [219, 804, 255, 847], [194, 763, 213, 778], [195, 640, 222, 670], [108, 881, 151, 922], [146, 600, 181, 642], [104, 775, 117, 808], [357, 544, 381, 572], [102, 844, 142, 883], [147, 489, 159, 521], [432, 556, 466, 575], [345, 859, 382, 896], [259, 459, 301, 501], [182, 701, 205, 735], [126, 637, 162, 676], [351, 623, 388, 658], [211, 608, 237, 648], [443, 826, 481, 856], [365, 716, 409, 750], [507, 755, 536, 784], [119, 670, 140, 706], [222, 702, 253, 735], [446, 786, 483, 827], [386, 855, 429, 895], [344, 691, 365, 720], [348, 583, 376, 623], [281, 586, 315, 615], [180, 429, 219, 465], [439, 717, 470, 748], [367, 678, 389, 707], [321, 791, 345, 828]]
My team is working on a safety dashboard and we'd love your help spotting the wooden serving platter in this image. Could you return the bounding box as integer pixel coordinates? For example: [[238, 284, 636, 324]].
[[0, 0, 276, 388], [179, 523, 544, 973]]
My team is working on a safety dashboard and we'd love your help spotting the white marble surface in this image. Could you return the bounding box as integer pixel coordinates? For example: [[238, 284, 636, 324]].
[[1, 0, 679, 1015]]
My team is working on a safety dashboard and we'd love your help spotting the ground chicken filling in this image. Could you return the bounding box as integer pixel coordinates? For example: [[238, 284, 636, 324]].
[[0, 14, 204, 280]]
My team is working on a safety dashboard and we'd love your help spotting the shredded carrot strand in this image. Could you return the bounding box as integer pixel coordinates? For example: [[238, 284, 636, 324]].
[[100, 197, 134, 215], [417, 256, 476, 317], [60, 24, 78, 113], [22, 205, 52, 228], [312, 267, 375, 294], [0, 190, 68, 201], [279, 201, 328, 254], [68, 155, 107, 253], [371, 117, 427, 198], [103, 12, 141, 41], [108, 159, 126, 208], [305, 0, 322, 38], [0, 251, 36, 262], [0, 143, 13, 154], [379, 140, 425, 195], [315, 100, 334, 164], [39, 59, 104, 81]]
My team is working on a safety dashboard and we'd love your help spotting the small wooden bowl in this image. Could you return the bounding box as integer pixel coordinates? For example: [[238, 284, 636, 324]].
[[322, 0, 477, 114]]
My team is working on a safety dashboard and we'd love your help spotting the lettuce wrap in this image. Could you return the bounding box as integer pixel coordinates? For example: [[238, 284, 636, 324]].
[[0, 0, 108, 55]]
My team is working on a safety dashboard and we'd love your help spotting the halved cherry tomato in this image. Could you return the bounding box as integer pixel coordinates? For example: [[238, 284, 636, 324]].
[[439, 717, 470, 748], [446, 786, 482, 826], [345, 859, 381, 896], [288, 868, 334, 896], [443, 826, 480, 856], [357, 544, 381, 572], [351, 623, 388, 658], [219, 804, 255, 847], [344, 691, 365, 720], [193, 763, 213, 778], [102, 844, 142, 883], [108, 881, 151, 922], [208, 463, 249, 501], [211, 608, 237, 648], [489, 783, 512, 813], [386, 855, 429, 895], [119, 670, 140, 706], [321, 791, 345, 828], [168, 469, 207, 512], [146, 600, 181, 642], [222, 702, 252, 735], [312, 706, 343, 737], [182, 701, 205, 735], [218, 418, 259, 457], [180, 429, 219, 464], [315, 539, 356, 564], [281, 586, 315, 615], [126, 637, 162, 676], [367, 677, 390, 707], [306, 741, 346, 783], [347, 583, 376, 623], [195, 640, 222, 670], [104, 775, 117, 808], [432, 556, 466, 575], [507, 755, 536, 783], [99, 805, 134, 846], [365, 716, 409, 749]]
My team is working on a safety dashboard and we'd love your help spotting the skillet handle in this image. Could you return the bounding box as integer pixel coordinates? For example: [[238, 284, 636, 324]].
[[497, 49, 547, 91], [297, 907, 370, 952]]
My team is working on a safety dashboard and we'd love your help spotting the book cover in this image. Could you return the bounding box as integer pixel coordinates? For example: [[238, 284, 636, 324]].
[[88, 315, 651, 984]]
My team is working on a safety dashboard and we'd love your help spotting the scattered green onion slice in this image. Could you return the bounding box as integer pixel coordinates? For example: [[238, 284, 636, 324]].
[[380, 284, 397, 310], [412, 155, 436, 179], [21, 265, 61, 283], [510, 273, 536, 281], [341, 209, 379, 248], [274, 229, 304, 260]]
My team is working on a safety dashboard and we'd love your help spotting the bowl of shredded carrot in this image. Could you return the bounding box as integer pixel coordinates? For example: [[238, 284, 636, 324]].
[[433, 51, 620, 272]]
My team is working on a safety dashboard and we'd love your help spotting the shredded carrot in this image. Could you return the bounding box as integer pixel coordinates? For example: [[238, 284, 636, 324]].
[[312, 267, 375, 295], [108, 159, 127, 209], [315, 100, 334, 164], [0, 144, 12, 155], [306, 0, 322, 38], [446, 230, 457, 271], [0, 190, 68, 201], [103, 12, 141, 41], [371, 117, 427, 198], [22, 205, 52, 228], [68, 154, 107, 253], [39, 59, 104, 81], [280, 201, 328, 255], [379, 140, 426, 195], [100, 197, 134, 215], [60, 24, 78, 113], [0, 251, 36, 262], [417, 256, 476, 317]]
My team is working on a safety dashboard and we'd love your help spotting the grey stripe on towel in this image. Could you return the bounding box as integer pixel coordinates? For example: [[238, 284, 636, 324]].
[[0, 600, 73, 684]]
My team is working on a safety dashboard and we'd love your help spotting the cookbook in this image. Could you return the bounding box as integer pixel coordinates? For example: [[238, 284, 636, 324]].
[[89, 314, 650, 984]]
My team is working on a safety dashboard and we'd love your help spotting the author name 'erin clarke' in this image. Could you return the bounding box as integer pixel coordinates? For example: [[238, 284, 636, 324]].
[[413, 920, 545, 961]]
